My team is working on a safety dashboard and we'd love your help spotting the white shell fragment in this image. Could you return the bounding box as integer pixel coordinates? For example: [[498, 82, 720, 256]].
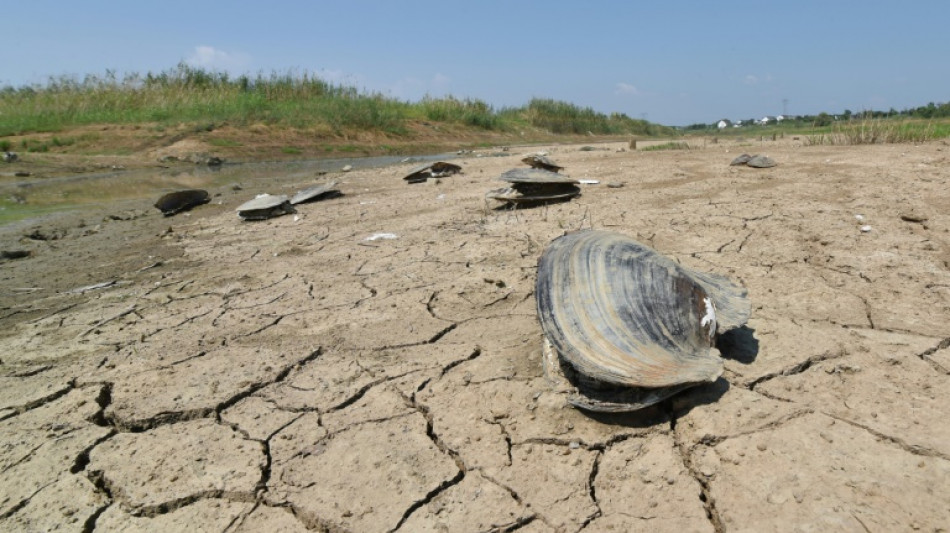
[[536, 230, 751, 412], [365, 233, 398, 241]]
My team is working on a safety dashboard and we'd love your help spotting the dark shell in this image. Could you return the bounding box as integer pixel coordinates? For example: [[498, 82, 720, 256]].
[[290, 181, 341, 205], [486, 185, 581, 204], [730, 154, 753, 166], [236, 194, 295, 220], [521, 154, 563, 172], [536, 230, 750, 410], [403, 161, 462, 183], [746, 155, 777, 168], [499, 168, 578, 185], [154, 189, 211, 216]]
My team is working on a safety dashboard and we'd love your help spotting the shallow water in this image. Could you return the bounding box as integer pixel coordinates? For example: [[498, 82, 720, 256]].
[[0, 152, 459, 225]]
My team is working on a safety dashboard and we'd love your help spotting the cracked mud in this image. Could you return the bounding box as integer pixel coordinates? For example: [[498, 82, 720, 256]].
[[2, 139, 950, 531]]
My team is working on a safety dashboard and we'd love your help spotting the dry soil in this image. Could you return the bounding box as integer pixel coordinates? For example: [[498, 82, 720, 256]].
[[1, 138, 949, 532]]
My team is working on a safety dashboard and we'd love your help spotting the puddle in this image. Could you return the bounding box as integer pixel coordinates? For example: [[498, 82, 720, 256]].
[[0, 152, 458, 225]]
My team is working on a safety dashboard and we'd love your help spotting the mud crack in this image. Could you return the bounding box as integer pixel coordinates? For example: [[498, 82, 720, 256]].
[[917, 336, 950, 374], [745, 348, 847, 390], [670, 404, 724, 533], [824, 413, 950, 462], [390, 390, 467, 531]]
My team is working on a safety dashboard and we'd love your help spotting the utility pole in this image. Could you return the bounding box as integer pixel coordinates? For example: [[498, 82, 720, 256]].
[[782, 99, 789, 116]]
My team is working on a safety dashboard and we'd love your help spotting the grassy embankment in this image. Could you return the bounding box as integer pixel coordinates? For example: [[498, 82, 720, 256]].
[[0, 64, 672, 158], [690, 118, 950, 146]]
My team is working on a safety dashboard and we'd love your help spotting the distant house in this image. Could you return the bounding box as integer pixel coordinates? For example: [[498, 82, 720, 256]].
[[759, 116, 776, 125], [717, 119, 731, 130]]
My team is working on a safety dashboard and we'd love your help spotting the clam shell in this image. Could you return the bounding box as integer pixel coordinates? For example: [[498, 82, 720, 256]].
[[521, 154, 563, 172], [290, 181, 340, 205], [729, 153, 752, 166], [499, 168, 578, 185], [542, 337, 698, 412], [154, 189, 210, 216], [746, 155, 777, 168], [536, 230, 750, 392]]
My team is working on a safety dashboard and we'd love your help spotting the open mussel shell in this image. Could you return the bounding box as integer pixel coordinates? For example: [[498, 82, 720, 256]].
[[403, 161, 462, 183], [536, 230, 750, 409]]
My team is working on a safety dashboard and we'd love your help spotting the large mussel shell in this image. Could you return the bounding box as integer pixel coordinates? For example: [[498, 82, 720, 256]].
[[536, 230, 750, 401], [154, 189, 210, 216]]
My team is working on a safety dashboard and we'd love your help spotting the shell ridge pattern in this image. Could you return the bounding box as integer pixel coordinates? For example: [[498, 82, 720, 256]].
[[537, 230, 732, 389]]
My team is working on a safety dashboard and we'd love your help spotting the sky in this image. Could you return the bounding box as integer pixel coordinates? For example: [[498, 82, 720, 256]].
[[3, 1, 948, 126]]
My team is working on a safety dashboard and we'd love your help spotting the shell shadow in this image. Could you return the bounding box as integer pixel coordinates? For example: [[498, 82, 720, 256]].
[[579, 403, 671, 429], [716, 325, 758, 365], [491, 197, 573, 211], [668, 377, 731, 418]]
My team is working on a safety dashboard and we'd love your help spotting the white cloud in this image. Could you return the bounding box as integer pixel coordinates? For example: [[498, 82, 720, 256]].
[[388, 74, 452, 100], [185, 46, 249, 71], [744, 74, 774, 85], [615, 82, 639, 95]]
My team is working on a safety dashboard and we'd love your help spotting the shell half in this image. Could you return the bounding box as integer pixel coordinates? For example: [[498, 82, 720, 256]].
[[290, 181, 340, 205], [154, 189, 210, 216], [536, 230, 750, 400]]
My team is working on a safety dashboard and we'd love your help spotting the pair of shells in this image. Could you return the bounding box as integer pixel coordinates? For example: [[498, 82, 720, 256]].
[[536, 230, 750, 412], [486, 168, 581, 204], [236, 181, 340, 220]]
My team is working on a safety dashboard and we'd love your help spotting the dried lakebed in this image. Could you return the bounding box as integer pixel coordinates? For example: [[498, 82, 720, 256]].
[[1, 139, 949, 532]]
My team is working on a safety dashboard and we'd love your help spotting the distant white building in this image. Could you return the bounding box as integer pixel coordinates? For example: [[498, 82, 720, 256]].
[[717, 119, 731, 130]]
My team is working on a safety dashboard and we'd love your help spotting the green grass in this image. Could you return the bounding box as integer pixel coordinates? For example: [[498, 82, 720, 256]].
[[281, 146, 302, 154], [0, 64, 674, 139], [804, 119, 946, 145], [208, 138, 242, 147]]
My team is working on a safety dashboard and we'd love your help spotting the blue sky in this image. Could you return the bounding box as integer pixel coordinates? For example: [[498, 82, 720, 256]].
[[3, 1, 947, 125]]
